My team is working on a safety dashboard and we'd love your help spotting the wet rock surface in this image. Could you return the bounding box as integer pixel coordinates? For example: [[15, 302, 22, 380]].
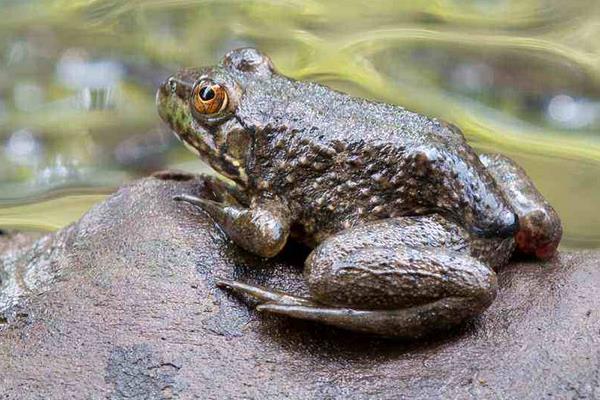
[[0, 175, 598, 399]]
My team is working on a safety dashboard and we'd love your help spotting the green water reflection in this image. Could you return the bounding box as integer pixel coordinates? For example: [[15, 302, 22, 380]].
[[0, 0, 599, 249]]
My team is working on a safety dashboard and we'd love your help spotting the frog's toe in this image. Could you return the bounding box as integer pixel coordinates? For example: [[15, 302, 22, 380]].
[[216, 279, 271, 301], [173, 193, 206, 205], [254, 303, 390, 334], [255, 298, 474, 338], [256, 303, 361, 320], [217, 279, 312, 306], [174, 194, 225, 215]]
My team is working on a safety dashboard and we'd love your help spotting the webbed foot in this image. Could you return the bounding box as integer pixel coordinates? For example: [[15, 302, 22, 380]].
[[217, 278, 475, 338]]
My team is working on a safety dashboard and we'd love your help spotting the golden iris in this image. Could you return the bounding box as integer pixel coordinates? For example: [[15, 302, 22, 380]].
[[192, 81, 228, 114]]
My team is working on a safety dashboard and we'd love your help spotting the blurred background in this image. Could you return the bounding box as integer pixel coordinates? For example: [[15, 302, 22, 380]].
[[0, 0, 599, 249]]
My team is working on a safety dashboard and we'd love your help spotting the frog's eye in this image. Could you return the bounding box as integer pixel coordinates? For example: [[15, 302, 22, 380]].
[[192, 80, 228, 115]]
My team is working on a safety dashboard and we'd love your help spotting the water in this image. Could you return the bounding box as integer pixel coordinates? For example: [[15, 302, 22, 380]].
[[0, 0, 599, 249]]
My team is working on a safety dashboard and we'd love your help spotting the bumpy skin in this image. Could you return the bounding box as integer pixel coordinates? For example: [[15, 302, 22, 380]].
[[156, 48, 562, 337]]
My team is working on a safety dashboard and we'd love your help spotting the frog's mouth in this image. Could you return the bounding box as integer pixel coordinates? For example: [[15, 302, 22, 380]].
[[156, 76, 197, 146], [156, 72, 249, 188]]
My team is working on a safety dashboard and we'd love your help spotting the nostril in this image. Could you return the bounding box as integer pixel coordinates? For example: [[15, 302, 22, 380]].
[[167, 77, 177, 94]]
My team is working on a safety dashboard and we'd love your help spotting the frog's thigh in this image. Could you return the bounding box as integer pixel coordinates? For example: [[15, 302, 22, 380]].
[[306, 242, 497, 312], [276, 233, 497, 337]]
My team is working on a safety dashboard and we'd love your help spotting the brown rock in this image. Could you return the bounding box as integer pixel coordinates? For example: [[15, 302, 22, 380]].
[[0, 175, 598, 399]]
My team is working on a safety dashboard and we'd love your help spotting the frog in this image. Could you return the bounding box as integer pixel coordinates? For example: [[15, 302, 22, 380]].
[[156, 48, 562, 338]]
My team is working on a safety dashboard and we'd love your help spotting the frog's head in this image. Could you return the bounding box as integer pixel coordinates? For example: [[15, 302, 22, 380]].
[[156, 48, 274, 189]]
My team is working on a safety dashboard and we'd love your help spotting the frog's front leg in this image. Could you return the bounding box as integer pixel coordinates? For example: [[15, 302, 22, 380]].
[[175, 194, 291, 258], [200, 174, 250, 206], [219, 217, 497, 338]]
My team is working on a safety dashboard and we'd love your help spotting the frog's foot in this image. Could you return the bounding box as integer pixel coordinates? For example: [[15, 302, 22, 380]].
[[255, 297, 475, 338], [215, 279, 412, 334], [217, 278, 478, 338], [217, 279, 313, 306]]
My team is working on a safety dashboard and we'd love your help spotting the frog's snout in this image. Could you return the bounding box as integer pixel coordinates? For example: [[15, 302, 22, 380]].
[[156, 83, 168, 119], [156, 76, 177, 123], [156, 73, 195, 129], [471, 211, 519, 239]]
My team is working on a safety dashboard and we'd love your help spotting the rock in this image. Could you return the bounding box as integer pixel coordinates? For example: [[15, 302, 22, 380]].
[[0, 174, 598, 399]]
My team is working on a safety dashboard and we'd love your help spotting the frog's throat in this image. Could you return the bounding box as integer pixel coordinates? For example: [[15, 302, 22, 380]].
[[160, 93, 248, 187], [179, 127, 249, 187]]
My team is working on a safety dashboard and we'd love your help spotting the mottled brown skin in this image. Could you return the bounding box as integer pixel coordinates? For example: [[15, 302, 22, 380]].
[[156, 48, 562, 337], [480, 154, 562, 259]]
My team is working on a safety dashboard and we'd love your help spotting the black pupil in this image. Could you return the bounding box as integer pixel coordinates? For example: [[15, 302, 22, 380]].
[[199, 86, 215, 101]]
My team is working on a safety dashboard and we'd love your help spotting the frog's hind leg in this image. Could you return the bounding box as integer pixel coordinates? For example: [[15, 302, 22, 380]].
[[479, 153, 562, 259], [219, 217, 498, 338]]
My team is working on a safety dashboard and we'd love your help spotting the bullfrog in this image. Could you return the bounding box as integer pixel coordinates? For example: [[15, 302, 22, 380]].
[[156, 48, 562, 337]]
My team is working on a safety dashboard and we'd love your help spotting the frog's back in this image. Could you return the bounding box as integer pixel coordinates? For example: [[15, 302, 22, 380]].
[[236, 74, 485, 243], [236, 74, 465, 149]]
